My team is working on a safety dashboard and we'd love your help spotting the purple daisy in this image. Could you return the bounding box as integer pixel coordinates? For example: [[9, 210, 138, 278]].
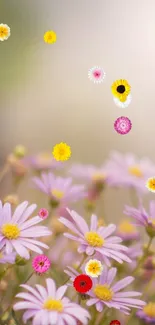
[[23, 152, 63, 171], [136, 302, 155, 323], [13, 278, 90, 324], [86, 266, 145, 314], [0, 249, 16, 264], [32, 172, 86, 208], [117, 219, 140, 241], [0, 201, 52, 260], [59, 209, 131, 266], [114, 116, 132, 135]]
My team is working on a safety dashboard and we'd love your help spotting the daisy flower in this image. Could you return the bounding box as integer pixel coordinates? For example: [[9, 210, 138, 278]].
[[124, 200, 155, 237], [32, 255, 51, 274], [86, 266, 145, 314], [85, 259, 103, 278], [13, 278, 90, 325], [73, 274, 93, 293], [44, 30, 57, 44], [38, 208, 49, 220], [52, 142, 71, 161], [0, 23, 10, 41], [111, 79, 131, 102], [59, 209, 131, 266], [0, 201, 52, 259], [113, 94, 132, 108], [0, 250, 16, 264], [137, 302, 155, 323], [114, 116, 132, 135], [105, 151, 155, 193], [32, 172, 86, 208], [88, 66, 106, 84], [23, 152, 63, 171], [146, 177, 155, 193], [110, 321, 121, 325], [117, 219, 140, 241]]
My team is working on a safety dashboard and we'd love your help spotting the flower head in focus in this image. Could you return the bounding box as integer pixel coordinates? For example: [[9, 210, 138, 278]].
[[38, 208, 49, 220], [52, 142, 71, 161], [85, 259, 103, 278], [32, 255, 51, 274], [0, 250, 16, 264], [23, 152, 63, 172], [146, 177, 155, 193], [0, 201, 51, 259], [117, 219, 140, 241], [32, 172, 86, 208], [59, 209, 131, 266], [137, 302, 155, 323], [111, 79, 131, 102], [87, 266, 145, 314], [44, 30, 57, 43], [0, 24, 10, 41], [73, 274, 93, 293], [114, 117, 132, 135], [13, 278, 90, 324], [88, 66, 106, 84]]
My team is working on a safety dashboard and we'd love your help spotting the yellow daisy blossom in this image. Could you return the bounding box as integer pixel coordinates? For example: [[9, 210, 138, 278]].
[[146, 177, 155, 193], [0, 24, 10, 41], [111, 79, 131, 102], [52, 142, 71, 161], [44, 30, 57, 44], [85, 259, 103, 278]]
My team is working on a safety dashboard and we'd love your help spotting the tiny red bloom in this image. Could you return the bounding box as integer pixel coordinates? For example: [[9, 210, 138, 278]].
[[73, 274, 92, 293], [110, 320, 121, 325], [38, 208, 49, 219]]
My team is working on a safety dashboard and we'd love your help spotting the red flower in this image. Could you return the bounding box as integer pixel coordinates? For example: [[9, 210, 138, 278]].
[[73, 274, 92, 293], [110, 321, 121, 325]]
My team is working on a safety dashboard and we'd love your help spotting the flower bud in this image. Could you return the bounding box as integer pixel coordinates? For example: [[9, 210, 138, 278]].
[[3, 194, 19, 206], [13, 145, 27, 158]]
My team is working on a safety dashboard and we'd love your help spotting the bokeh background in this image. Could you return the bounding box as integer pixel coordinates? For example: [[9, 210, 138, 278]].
[[1, 0, 155, 222]]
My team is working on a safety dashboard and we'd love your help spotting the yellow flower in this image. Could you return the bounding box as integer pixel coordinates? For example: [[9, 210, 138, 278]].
[[0, 24, 10, 41], [111, 79, 131, 102], [146, 177, 155, 193], [85, 259, 103, 277], [44, 30, 57, 44], [52, 142, 71, 161]]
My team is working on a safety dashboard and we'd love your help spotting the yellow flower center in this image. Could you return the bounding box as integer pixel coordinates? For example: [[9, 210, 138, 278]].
[[98, 219, 106, 227], [128, 166, 143, 177], [143, 303, 155, 317], [118, 220, 136, 234], [37, 153, 51, 164], [0, 252, 3, 259], [51, 189, 64, 200], [43, 298, 63, 312], [1, 224, 20, 240], [92, 173, 105, 182], [147, 178, 155, 191], [148, 218, 155, 226], [0, 26, 9, 37], [94, 284, 113, 301], [85, 232, 104, 247]]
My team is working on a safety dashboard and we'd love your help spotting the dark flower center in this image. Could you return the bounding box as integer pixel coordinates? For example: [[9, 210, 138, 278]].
[[117, 85, 125, 93], [39, 261, 44, 266], [80, 281, 86, 287]]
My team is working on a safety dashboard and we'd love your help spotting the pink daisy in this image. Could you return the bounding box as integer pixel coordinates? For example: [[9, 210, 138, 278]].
[[13, 278, 90, 324], [0, 201, 52, 260], [32, 255, 51, 274], [59, 209, 131, 266], [114, 116, 132, 135], [32, 172, 86, 208], [23, 152, 63, 171], [86, 266, 145, 314], [88, 66, 106, 84], [0, 249, 16, 264]]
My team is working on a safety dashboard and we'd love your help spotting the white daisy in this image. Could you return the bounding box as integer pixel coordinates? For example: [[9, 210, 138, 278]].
[[88, 66, 106, 84], [113, 94, 132, 108], [0, 24, 11, 41]]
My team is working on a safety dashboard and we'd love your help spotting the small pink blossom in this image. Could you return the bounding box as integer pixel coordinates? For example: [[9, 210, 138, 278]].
[[32, 255, 51, 274], [114, 116, 132, 135], [38, 208, 49, 219]]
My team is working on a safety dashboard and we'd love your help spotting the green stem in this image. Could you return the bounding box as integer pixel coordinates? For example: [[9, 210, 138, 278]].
[[23, 271, 34, 284], [62, 254, 87, 285], [133, 237, 153, 275], [95, 307, 108, 325]]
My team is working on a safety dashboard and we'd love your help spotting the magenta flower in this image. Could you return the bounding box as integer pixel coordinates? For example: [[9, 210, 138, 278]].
[[114, 116, 132, 135], [13, 278, 90, 324], [32, 172, 86, 208], [86, 266, 145, 314], [38, 208, 49, 220], [0, 250, 16, 264], [59, 209, 131, 266], [32, 255, 51, 274], [23, 152, 63, 171], [0, 201, 52, 259], [105, 151, 155, 193]]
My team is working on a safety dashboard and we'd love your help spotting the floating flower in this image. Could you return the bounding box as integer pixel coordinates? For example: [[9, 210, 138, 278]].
[[117, 219, 140, 241], [13, 278, 90, 324], [0, 24, 10, 41], [32, 172, 85, 208], [111, 79, 131, 102], [52, 142, 71, 161], [110, 321, 121, 325], [73, 274, 93, 293], [137, 302, 155, 323], [44, 30, 57, 44], [38, 208, 49, 220], [59, 209, 131, 266], [87, 266, 145, 314], [88, 66, 106, 84], [85, 259, 103, 278], [32, 255, 51, 274], [113, 94, 132, 108], [0, 250, 16, 264], [23, 152, 62, 171], [0, 201, 51, 259], [146, 177, 155, 193], [114, 116, 132, 135]]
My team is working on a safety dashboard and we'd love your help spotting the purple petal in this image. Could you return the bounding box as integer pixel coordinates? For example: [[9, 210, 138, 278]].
[[46, 278, 56, 298], [66, 209, 89, 234], [12, 201, 29, 224], [56, 285, 67, 300], [106, 268, 117, 286], [112, 276, 134, 292], [90, 215, 98, 231]]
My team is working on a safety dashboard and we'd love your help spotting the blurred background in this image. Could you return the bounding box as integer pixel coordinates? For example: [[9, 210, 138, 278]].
[[1, 0, 155, 221]]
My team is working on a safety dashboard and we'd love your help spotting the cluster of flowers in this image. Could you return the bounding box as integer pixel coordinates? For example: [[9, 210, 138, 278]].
[[1, 147, 155, 325]]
